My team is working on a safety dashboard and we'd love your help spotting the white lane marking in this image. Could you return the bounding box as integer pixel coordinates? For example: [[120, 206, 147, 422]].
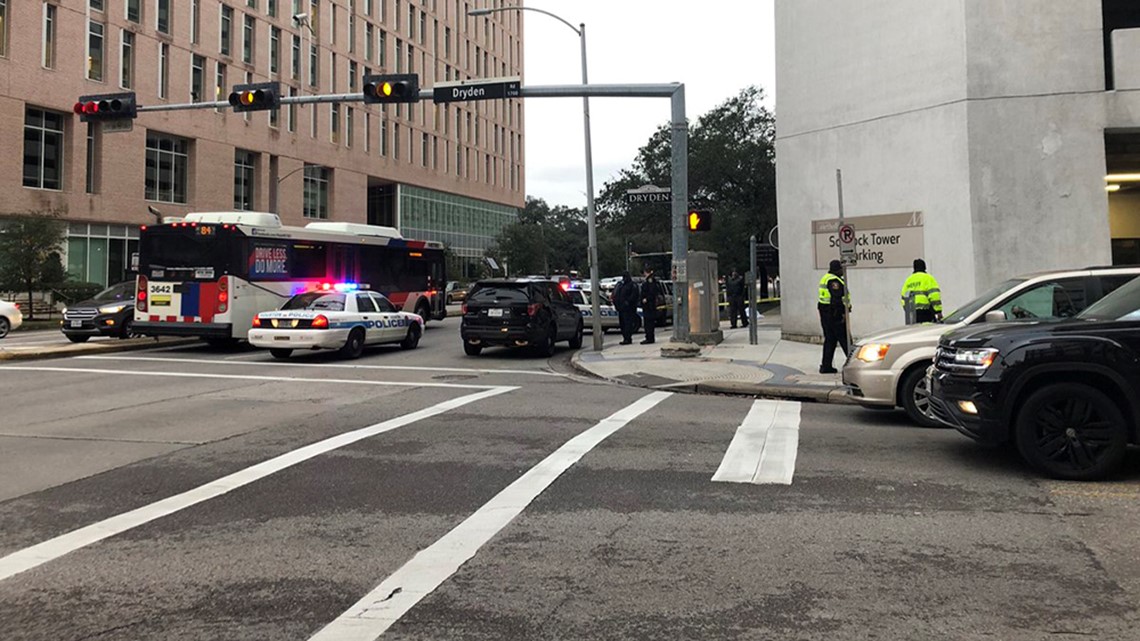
[[0, 366, 500, 390], [0, 386, 516, 583], [78, 355, 567, 377], [712, 400, 801, 485], [308, 391, 672, 641]]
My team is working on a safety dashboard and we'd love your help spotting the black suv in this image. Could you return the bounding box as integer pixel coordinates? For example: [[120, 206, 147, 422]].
[[928, 275, 1140, 480], [61, 281, 138, 343], [460, 279, 584, 356]]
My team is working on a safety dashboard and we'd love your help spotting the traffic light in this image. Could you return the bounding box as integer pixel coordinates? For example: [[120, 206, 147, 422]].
[[688, 210, 712, 232], [228, 82, 281, 112], [73, 92, 137, 122], [363, 73, 420, 104]]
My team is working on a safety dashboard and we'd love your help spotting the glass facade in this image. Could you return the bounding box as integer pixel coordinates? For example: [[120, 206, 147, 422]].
[[66, 223, 140, 287], [399, 185, 517, 260]]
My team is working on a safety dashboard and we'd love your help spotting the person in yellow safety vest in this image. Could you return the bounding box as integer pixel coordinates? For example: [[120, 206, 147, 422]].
[[818, 259, 851, 374], [900, 259, 943, 324]]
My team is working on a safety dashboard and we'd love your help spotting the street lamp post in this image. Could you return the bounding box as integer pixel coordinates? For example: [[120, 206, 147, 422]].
[[469, 6, 603, 351]]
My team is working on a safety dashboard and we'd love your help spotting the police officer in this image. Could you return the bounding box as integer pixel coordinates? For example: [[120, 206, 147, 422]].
[[613, 271, 639, 345], [900, 258, 943, 324], [726, 269, 747, 329], [818, 259, 850, 374], [640, 270, 662, 344]]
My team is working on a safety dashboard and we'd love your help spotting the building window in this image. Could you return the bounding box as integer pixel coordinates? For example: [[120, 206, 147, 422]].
[[444, 26, 450, 58], [380, 117, 387, 155], [329, 2, 336, 43], [158, 43, 169, 98], [364, 112, 371, 152], [346, 106, 354, 147], [418, 10, 425, 44], [234, 150, 256, 210], [120, 30, 134, 88], [331, 103, 340, 143], [215, 62, 227, 112], [145, 132, 189, 204], [421, 131, 428, 167], [42, 3, 56, 69], [365, 23, 373, 61], [87, 20, 104, 81], [247, 0, 257, 8], [348, 1, 356, 52], [91, 0, 105, 12], [270, 27, 280, 75], [407, 3, 414, 38], [302, 164, 329, 218], [407, 43, 414, 73], [393, 122, 400, 159], [23, 107, 64, 190], [268, 0, 277, 18], [378, 30, 386, 67], [126, 0, 141, 23], [287, 86, 297, 132], [0, 0, 7, 58], [191, 54, 205, 102], [220, 6, 233, 56], [395, 37, 402, 72], [190, 0, 199, 43], [348, 60, 357, 91], [242, 13, 255, 64], [86, 123, 100, 194], [291, 34, 301, 79], [309, 43, 318, 87], [156, 0, 170, 34]]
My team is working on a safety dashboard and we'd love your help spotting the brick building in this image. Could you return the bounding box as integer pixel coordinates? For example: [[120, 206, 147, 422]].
[[0, 0, 524, 286]]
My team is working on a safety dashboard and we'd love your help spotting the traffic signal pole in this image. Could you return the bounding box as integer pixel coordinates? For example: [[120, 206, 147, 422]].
[[100, 80, 692, 348]]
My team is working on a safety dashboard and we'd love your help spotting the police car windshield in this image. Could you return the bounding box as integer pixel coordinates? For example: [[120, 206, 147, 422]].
[[942, 278, 1025, 324], [1078, 276, 1140, 321], [282, 292, 346, 311]]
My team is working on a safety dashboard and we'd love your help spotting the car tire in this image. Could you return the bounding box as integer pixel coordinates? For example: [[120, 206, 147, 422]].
[[900, 365, 942, 428], [1014, 383, 1129, 481], [463, 340, 482, 356], [270, 348, 293, 360], [0, 317, 9, 339], [118, 318, 138, 340], [536, 324, 557, 357], [446, 294, 453, 305], [339, 328, 366, 359], [401, 323, 422, 350], [569, 320, 584, 349], [66, 335, 90, 343]]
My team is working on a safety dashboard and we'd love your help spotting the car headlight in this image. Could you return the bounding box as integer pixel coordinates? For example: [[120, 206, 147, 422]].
[[952, 347, 999, 371], [98, 304, 127, 314], [855, 343, 890, 363]]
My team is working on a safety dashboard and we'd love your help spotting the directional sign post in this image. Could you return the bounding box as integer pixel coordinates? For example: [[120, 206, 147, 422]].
[[433, 76, 521, 103]]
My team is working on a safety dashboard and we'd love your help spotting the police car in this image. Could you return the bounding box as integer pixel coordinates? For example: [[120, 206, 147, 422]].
[[249, 283, 423, 359], [567, 288, 622, 332]]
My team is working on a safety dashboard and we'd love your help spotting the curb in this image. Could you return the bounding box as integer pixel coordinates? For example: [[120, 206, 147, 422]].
[[0, 337, 199, 361], [569, 350, 851, 404]]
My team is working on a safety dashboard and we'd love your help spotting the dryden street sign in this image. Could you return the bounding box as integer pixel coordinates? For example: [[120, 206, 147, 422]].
[[625, 185, 673, 204], [812, 211, 924, 269], [433, 76, 521, 103]]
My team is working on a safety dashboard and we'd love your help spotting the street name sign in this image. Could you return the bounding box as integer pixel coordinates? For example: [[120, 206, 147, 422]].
[[433, 76, 521, 103], [625, 185, 672, 204]]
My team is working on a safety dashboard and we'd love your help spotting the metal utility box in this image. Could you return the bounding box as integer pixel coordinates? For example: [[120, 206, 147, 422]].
[[687, 251, 724, 345]]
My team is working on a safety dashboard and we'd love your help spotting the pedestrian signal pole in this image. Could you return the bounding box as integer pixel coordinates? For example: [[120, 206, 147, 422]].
[[748, 234, 758, 345]]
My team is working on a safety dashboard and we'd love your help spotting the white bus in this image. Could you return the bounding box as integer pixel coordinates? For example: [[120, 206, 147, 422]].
[[134, 211, 446, 345]]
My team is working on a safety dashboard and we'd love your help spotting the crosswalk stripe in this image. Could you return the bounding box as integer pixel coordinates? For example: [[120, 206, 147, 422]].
[[712, 399, 801, 485]]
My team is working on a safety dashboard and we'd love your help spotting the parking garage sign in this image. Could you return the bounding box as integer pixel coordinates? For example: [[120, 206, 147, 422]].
[[813, 211, 924, 269]]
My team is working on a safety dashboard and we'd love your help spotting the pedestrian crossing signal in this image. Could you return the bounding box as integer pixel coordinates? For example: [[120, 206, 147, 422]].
[[688, 210, 712, 232], [228, 82, 281, 112], [363, 73, 420, 104]]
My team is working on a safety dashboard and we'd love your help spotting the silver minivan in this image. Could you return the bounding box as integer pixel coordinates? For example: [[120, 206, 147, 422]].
[[843, 266, 1140, 426]]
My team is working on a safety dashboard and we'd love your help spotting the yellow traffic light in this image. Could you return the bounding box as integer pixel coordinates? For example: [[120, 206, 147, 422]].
[[382, 82, 394, 97]]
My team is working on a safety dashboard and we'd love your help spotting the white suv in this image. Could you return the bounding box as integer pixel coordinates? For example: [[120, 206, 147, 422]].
[[843, 267, 1140, 426]]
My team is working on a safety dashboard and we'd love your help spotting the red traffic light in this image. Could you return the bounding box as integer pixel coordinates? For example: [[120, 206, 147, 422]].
[[74, 93, 137, 122]]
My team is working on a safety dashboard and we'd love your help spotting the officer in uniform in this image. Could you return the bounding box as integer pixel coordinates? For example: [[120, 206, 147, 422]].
[[818, 259, 850, 374], [900, 259, 943, 324]]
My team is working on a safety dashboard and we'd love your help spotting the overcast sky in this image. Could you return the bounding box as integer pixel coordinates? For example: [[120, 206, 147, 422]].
[[514, 0, 777, 210]]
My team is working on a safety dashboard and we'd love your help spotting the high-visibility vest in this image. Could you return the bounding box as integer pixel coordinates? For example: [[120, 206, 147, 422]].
[[818, 273, 850, 308], [900, 272, 942, 312]]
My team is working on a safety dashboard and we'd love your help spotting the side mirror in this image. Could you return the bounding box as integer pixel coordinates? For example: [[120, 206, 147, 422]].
[[984, 310, 1007, 323]]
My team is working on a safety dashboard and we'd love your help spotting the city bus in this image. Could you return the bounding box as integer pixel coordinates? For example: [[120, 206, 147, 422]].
[[134, 211, 445, 345]]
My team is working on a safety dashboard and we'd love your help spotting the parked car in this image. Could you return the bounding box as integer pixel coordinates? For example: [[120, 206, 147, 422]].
[[567, 287, 621, 333], [460, 279, 583, 356], [0, 300, 23, 339], [61, 281, 138, 343], [928, 275, 1140, 480], [843, 266, 1140, 427], [445, 281, 469, 305]]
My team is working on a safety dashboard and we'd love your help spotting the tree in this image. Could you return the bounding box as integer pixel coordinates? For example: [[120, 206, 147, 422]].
[[0, 208, 68, 320]]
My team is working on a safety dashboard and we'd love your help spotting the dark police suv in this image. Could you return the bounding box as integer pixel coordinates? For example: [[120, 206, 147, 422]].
[[460, 279, 583, 356], [929, 275, 1140, 480]]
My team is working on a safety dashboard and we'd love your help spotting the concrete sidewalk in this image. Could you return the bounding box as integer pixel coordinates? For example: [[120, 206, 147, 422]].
[[571, 308, 850, 402], [0, 335, 198, 361]]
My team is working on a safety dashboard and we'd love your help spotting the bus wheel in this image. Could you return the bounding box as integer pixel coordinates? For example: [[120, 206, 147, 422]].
[[270, 348, 293, 360], [401, 324, 422, 350], [416, 302, 431, 326], [339, 328, 365, 359]]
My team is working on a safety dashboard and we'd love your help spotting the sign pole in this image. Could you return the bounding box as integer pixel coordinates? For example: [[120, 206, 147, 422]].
[[748, 235, 758, 346], [836, 169, 853, 346]]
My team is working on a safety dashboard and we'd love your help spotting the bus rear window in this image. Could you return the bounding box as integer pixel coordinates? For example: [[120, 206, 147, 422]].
[[139, 229, 238, 278]]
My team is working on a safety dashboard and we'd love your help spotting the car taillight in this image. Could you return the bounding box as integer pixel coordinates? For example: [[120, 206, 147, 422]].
[[137, 276, 148, 312], [460, 302, 468, 314], [311, 315, 329, 329], [251, 316, 262, 328], [528, 303, 541, 316]]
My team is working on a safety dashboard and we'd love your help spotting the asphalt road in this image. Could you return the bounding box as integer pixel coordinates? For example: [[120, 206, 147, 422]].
[[1, 315, 1139, 640]]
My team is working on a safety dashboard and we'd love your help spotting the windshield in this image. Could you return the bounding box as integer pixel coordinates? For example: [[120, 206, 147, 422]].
[[942, 278, 1026, 324], [469, 284, 529, 303], [281, 292, 346, 311], [94, 281, 135, 302], [1078, 276, 1140, 321]]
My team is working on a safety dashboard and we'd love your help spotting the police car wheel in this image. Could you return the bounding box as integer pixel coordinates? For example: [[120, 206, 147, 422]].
[[270, 348, 293, 360], [67, 335, 90, 344], [401, 324, 422, 350], [463, 340, 482, 356], [568, 320, 584, 349], [536, 324, 557, 357], [339, 328, 365, 359]]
